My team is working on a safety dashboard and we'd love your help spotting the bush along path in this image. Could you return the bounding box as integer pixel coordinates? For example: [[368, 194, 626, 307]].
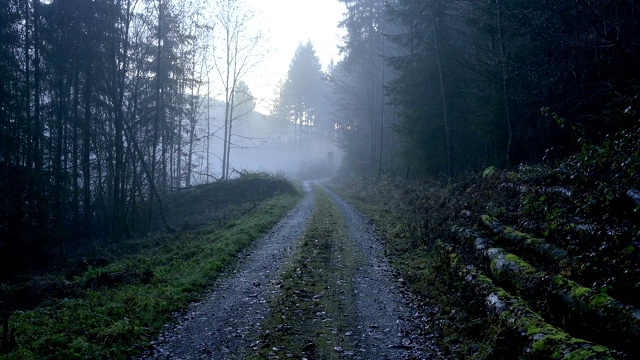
[[145, 182, 442, 359]]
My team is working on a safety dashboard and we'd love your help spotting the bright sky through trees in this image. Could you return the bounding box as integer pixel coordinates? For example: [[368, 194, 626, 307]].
[[244, 0, 346, 113]]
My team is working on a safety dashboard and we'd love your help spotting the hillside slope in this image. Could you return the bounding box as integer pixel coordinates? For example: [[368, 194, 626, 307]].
[[0, 174, 301, 358]]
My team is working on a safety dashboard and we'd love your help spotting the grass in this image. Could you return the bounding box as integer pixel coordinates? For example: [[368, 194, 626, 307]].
[[249, 186, 360, 359], [5, 180, 302, 359]]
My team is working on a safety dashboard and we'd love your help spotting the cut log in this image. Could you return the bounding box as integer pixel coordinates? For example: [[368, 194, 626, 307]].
[[454, 228, 547, 298], [444, 248, 614, 359], [480, 215, 568, 264], [456, 228, 640, 355], [550, 276, 640, 352]]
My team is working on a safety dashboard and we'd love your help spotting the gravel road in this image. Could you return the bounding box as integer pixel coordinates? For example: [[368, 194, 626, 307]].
[[142, 181, 439, 359]]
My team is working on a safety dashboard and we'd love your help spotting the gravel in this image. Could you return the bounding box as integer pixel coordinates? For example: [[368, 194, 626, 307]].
[[141, 181, 441, 359], [321, 183, 438, 359], [141, 182, 314, 359]]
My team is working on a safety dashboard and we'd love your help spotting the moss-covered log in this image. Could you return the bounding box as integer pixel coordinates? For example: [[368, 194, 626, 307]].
[[480, 215, 567, 264], [457, 228, 640, 355], [486, 247, 544, 297], [446, 249, 614, 359], [550, 276, 640, 353], [455, 229, 546, 298]]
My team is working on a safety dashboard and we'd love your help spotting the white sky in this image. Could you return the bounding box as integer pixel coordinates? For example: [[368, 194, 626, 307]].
[[244, 0, 347, 114]]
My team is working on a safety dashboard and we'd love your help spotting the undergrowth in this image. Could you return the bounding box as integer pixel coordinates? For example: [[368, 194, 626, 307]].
[[3, 176, 301, 359]]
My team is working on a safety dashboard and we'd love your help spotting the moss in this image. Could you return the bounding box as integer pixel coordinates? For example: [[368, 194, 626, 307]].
[[480, 215, 495, 227], [588, 292, 613, 310], [483, 166, 497, 178], [569, 285, 591, 299], [591, 345, 610, 353], [503, 253, 537, 273], [513, 317, 567, 358], [476, 274, 494, 285], [552, 276, 590, 298], [568, 337, 588, 345], [449, 253, 460, 268], [563, 348, 612, 360], [389, 223, 408, 239], [522, 320, 564, 338], [522, 320, 612, 359], [503, 227, 529, 242], [489, 252, 539, 293]]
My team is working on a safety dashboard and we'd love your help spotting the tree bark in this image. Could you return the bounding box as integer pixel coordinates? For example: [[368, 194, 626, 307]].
[[429, 2, 453, 179]]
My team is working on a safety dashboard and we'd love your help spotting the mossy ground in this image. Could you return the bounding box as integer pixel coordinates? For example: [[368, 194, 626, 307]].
[[249, 186, 360, 359]]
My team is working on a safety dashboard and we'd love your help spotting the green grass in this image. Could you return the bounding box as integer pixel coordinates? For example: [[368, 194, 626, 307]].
[[6, 187, 301, 359], [249, 186, 359, 359]]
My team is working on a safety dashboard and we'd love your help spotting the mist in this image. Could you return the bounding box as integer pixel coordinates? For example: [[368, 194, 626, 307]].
[[193, 98, 342, 182]]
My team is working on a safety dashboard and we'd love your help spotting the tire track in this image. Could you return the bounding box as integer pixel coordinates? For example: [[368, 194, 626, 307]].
[[319, 183, 423, 359], [142, 182, 314, 359]]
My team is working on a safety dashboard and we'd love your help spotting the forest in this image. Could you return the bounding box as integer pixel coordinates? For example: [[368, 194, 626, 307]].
[[1, 0, 639, 285], [1, 0, 640, 357], [333, 0, 640, 179], [0, 0, 270, 273]]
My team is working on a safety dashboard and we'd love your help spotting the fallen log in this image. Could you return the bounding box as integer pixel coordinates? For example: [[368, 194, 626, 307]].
[[480, 215, 567, 264], [445, 247, 613, 359], [550, 276, 640, 352], [456, 229, 545, 298], [456, 229, 640, 355]]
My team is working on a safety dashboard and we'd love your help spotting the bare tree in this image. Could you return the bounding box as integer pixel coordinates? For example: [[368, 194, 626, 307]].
[[211, 0, 265, 180]]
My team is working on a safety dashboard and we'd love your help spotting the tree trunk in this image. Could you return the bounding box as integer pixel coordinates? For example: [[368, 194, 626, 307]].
[[495, 0, 512, 166], [150, 0, 163, 226], [83, 60, 92, 236], [125, 124, 174, 234], [72, 61, 80, 227], [430, 3, 453, 179], [32, 0, 44, 232], [112, 0, 132, 241], [225, 82, 236, 180]]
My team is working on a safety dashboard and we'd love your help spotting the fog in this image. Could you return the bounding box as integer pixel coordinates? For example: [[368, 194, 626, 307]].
[[192, 99, 342, 183]]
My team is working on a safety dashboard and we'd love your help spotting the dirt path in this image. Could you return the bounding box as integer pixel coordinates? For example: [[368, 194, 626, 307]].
[[142, 182, 314, 359], [319, 183, 437, 359], [142, 182, 438, 359]]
